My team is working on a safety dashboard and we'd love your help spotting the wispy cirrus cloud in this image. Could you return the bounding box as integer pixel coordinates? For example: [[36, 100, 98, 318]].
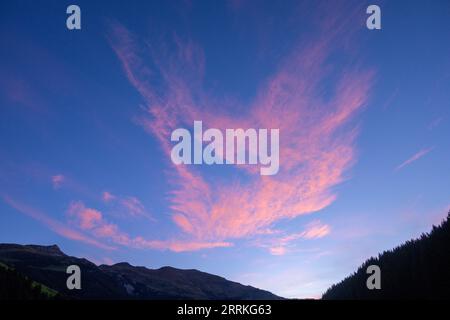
[[67, 200, 231, 252], [101, 191, 154, 221], [2, 5, 372, 253], [108, 5, 373, 249], [120, 196, 150, 218], [1, 194, 115, 250], [1, 194, 230, 252], [258, 221, 331, 256], [395, 147, 434, 171]]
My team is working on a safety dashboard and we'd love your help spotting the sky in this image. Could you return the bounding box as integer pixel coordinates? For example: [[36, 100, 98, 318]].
[[0, 0, 449, 299]]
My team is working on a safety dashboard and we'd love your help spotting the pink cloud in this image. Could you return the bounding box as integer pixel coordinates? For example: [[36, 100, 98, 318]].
[[66, 200, 230, 252], [67, 201, 127, 242], [300, 221, 331, 240], [132, 237, 232, 252], [101, 192, 153, 220], [51, 174, 64, 189], [4, 195, 224, 252], [167, 241, 232, 252], [102, 191, 116, 202], [120, 196, 148, 217], [108, 9, 373, 247], [396, 147, 434, 171], [269, 246, 287, 256], [68, 201, 103, 230], [1, 194, 115, 250], [264, 221, 331, 255]]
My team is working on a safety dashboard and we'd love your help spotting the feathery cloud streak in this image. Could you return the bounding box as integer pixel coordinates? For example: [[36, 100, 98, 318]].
[[1, 194, 115, 250], [67, 200, 231, 251], [2, 194, 231, 252], [108, 12, 373, 245], [396, 147, 434, 171], [266, 221, 331, 256]]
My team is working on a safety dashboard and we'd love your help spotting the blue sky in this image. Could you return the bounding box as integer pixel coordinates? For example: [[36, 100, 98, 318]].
[[0, 0, 449, 298]]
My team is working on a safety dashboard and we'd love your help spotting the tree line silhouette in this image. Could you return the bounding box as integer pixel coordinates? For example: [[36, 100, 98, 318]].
[[322, 212, 450, 299]]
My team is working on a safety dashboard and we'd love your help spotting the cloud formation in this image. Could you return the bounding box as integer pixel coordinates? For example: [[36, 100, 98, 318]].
[[67, 200, 230, 251], [396, 147, 434, 171], [107, 6, 373, 248], [1, 195, 114, 250], [258, 220, 331, 255], [2, 194, 230, 252], [101, 192, 154, 221], [102, 191, 116, 202]]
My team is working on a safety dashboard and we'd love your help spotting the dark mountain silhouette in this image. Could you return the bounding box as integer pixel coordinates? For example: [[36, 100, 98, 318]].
[[0, 243, 282, 300], [322, 212, 450, 299]]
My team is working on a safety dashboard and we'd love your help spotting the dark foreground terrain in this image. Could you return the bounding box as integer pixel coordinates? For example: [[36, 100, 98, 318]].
[[322, 212, 450, 299], [0, 243, 281, 300]]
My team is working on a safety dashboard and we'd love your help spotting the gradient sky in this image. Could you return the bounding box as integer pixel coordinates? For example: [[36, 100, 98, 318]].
[[1, 0, 449, 298]]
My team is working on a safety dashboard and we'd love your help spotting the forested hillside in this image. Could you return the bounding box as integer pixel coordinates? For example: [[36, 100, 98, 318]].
[[322, 212, 450, 299], [0, 262, 60, 300]]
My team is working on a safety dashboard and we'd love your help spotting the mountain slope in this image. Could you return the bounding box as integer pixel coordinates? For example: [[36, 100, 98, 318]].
[[0, 262, 60, 300], [0, 243, 282, 300], [322, 212, 450, 299]]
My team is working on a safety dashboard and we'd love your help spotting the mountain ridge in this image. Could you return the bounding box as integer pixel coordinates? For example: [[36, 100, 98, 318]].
[[0, 243, 282, 300]]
